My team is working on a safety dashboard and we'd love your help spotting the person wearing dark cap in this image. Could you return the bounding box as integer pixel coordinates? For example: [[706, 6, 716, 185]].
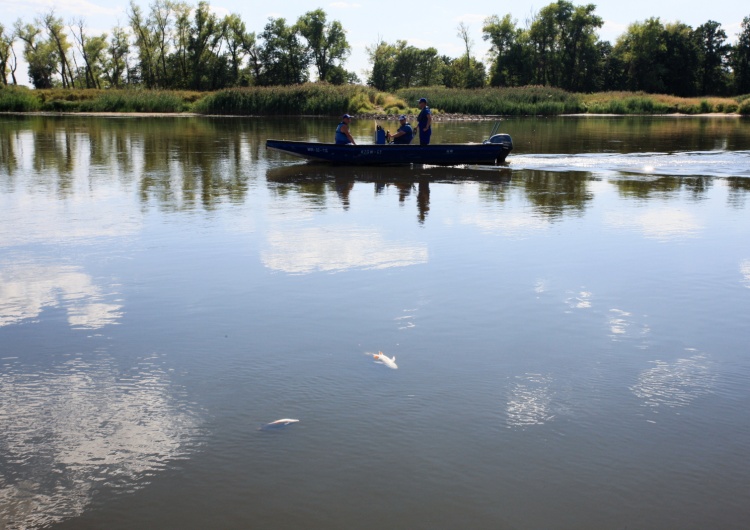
[[335, 114, 356, 145], [416, 98, 432, 145], [387, 115, 414, 144]]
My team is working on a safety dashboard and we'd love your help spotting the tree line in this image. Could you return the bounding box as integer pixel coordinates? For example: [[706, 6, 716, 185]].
[[1, 0, 749, 96], [0, 1, 355, 90]]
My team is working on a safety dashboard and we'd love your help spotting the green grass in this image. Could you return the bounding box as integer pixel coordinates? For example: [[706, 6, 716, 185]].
[[1, 87, 200, 113], [77, 90, 191, 113], [2, 84, 747, 116], [581, 91, 741, 114], [193, 83, 379, 115], [396, 86, 585, 115], [0, 86, 42, 112]]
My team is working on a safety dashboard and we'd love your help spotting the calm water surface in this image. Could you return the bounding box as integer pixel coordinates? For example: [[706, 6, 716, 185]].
[[1, 115, 750, 529]]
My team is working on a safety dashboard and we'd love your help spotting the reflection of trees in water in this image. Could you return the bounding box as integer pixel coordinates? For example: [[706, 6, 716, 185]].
[[1, 116, 302, 210], [612, 176, 713, 199], [516, 170, 594, 218], [510, 116, 750, 154], [0, 123, 19, 179], [727, 177, 750, 208]]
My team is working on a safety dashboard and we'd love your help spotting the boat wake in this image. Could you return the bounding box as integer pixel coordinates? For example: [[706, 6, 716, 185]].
[[508, 150, 750, 178]]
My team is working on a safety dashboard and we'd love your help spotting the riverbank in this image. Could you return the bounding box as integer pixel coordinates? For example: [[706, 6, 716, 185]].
[[2, 111, 745, 121], [2, 84, 749, 116]]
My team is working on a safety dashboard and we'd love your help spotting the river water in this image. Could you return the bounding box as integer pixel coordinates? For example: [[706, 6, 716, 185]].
[[1, 115, 749, 529]]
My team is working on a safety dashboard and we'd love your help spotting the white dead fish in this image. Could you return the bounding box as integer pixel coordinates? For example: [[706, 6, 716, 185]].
[[373, 351, 398, 369], [260, 418, 300, 430]]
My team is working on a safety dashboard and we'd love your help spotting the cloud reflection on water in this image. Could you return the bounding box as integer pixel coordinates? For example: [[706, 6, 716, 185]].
[[604, 207, 703, 241], [0, 261, 122, 329], [261, 226, 428, 274], [741, 259, 750, 288], [0, 354, 201, 529]]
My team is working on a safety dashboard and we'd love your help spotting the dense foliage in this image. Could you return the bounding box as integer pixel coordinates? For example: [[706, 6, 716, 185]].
[[1, 1, 749, 99]]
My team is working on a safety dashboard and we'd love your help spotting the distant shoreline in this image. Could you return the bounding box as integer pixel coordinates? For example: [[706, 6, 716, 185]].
[[1, 111, 743, 120]]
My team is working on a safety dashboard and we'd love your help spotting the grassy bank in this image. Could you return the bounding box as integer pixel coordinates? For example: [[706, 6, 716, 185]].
[[397, 86, 585, 115], [581, 92, 743, 114], [2, 84, 749, 116], [0, 86, 201, 113]]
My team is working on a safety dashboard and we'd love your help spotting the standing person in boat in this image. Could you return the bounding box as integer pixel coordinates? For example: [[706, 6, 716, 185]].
[[335, 114, 356, 145], [416, 97, 432, 145], [387, 115, 414, 144]]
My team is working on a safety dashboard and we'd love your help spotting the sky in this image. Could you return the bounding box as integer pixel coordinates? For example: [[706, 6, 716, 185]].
[[2, 0, 748, 86]]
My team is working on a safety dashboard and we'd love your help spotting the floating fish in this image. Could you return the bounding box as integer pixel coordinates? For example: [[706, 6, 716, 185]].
[[373, 351, 398, 369], [260, 418, 300, 430]]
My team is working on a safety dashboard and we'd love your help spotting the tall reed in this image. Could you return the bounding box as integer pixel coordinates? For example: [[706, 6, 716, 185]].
[[193, 84, 379, 115], [0, 86, 41, 112], [396, 86, 584, 115]]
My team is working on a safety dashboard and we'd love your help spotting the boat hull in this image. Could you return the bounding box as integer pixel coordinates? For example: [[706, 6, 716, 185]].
[[266, 139, 511, 166]]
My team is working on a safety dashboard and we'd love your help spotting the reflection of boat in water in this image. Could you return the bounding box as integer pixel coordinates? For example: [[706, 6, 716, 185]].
[[265, 163, 512, 184]]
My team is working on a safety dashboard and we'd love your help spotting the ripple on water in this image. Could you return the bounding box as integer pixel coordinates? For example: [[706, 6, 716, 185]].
[[506, 373, 555, 428], [631, 352, 715, 411]]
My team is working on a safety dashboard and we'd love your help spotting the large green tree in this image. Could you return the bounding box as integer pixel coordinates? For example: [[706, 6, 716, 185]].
[[0, 23, 18, 85], [71, 19, 108, 89], [127, 1, 159, 87], [694, 20, 730, 95], [223, 13, 254, 86], [296, 9, 350, 84], [366, 39, 398, 91], [14, 20, 57, 88], [187, 1, 226, 90], [483, 14, 530, 87], [662, 22, 699, 96], [612, 18, 668, 93], [104, 25, 130, 87], [256, 17, 310, 86], [483, 2, 602, 90], [41, 12, 76, 88], [733, 16, 750, 94]]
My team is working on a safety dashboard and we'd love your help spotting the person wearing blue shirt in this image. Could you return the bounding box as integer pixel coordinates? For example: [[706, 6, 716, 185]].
[[387, 115, 413, 144], [335, 114, 356, 145], [416, 97, 432, 145]]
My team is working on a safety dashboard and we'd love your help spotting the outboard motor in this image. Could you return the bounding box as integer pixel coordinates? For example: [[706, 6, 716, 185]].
[[484, 133, 513, 151]]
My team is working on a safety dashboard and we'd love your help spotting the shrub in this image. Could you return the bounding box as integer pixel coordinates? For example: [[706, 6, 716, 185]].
[[0, 86, 41, 112], [193, 83, 378, 115], [395, 85, 584, 115]]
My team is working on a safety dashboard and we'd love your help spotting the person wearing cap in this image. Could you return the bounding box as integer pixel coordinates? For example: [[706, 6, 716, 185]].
[[416, 97, 432, 145], [335, 114, 356, 145], [386, 115, 413, 144]]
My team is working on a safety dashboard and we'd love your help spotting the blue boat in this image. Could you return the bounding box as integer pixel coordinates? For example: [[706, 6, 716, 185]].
[[265, 130, 512, 167]]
